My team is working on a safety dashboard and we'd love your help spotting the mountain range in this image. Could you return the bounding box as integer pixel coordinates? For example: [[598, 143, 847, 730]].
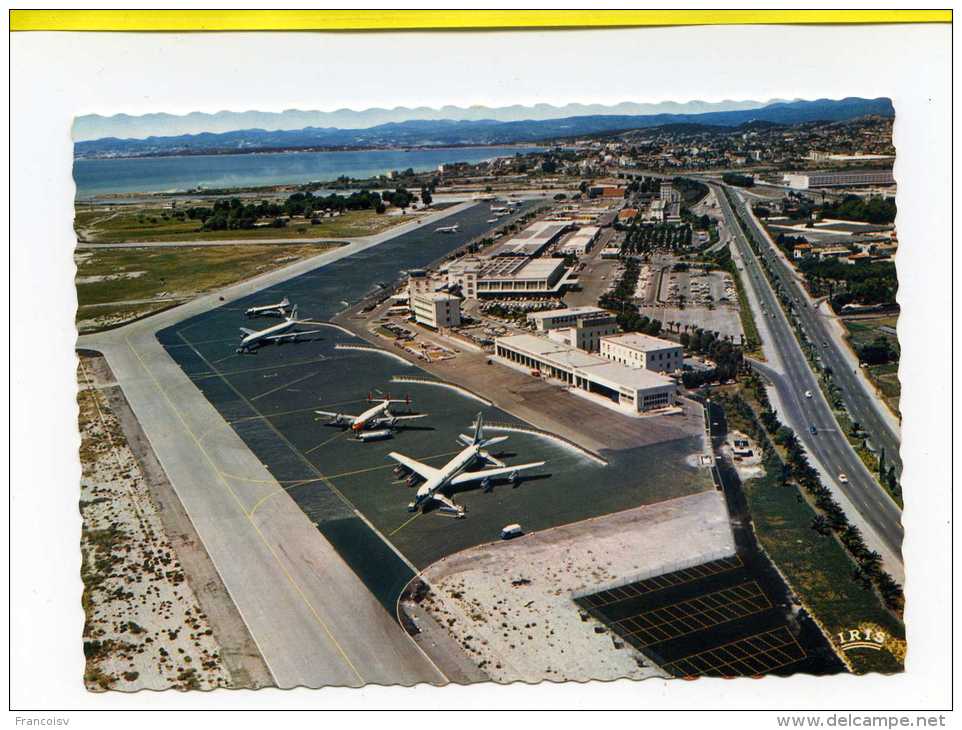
[[74, 97, 893, 160]]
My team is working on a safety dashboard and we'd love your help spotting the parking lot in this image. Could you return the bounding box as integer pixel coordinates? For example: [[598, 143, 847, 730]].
[[577, 554, 844, 677]]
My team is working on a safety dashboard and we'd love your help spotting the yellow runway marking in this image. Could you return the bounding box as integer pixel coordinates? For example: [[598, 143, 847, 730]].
[[228, 398, 369, 424], [251, 368, 323, 401], [389, 511, 421, 536], [127, 334, 364, 684], [305, 429, 347, 455], [323, 449, 462, 481]]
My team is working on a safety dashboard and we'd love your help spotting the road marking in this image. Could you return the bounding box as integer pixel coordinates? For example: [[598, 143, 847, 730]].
[[389, 511, 421, 536], [251, 368, 324, 401], [305, 429, 347, 455]]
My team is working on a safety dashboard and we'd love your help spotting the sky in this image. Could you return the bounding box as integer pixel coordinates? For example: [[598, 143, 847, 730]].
[[72, 99, 781, 142]]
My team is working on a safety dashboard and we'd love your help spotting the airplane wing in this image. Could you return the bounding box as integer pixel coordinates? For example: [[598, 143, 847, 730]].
[[262, 329, 325, 342], [448, 461, 545, 487], [387, 414, 428, 422], [239, 327, 257, 336], [314, 410, 352, 420], [387, 452, 441, 481]]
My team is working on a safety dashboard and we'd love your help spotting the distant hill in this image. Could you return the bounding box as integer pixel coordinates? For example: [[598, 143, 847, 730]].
[[74, 97, 893, 159]]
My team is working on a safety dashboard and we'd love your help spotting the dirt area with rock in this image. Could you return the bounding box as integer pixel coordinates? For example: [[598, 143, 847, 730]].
[[78, 355, 268, 691], [402, 490, 735, 684]]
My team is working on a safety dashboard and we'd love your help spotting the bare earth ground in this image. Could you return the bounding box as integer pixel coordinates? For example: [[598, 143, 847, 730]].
[[402, 490, 735, 684], [79, 354, 272, 690]]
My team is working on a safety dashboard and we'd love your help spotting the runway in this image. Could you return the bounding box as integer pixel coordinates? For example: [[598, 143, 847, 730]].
[[76, 202, 481, 688]]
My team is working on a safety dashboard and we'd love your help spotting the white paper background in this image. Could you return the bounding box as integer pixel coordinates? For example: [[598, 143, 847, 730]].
[[8, 21, 953, 717]]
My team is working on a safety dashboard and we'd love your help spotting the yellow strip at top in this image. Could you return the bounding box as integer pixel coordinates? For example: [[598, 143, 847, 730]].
[[9, 9, 952, 32]]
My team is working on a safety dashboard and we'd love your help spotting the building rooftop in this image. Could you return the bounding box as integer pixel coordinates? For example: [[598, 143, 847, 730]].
[[528, 305, 608, 323], [602, 332, 680, 352], [577, 361, 676, 391]]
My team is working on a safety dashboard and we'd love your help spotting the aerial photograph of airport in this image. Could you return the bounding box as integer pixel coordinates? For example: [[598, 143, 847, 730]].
[[74, 96, 904, 691]]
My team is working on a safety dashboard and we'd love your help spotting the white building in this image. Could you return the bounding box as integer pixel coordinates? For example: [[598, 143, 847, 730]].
[[488, 221, 573, 257], [412, 292, 461, 329], [600, 332, 684, 374], [493, 334, 676, 413], [557, 226, 600, 256], [782, 170, 895, 190], [527, 306, 609, 332], [445, 256, 568, 299]]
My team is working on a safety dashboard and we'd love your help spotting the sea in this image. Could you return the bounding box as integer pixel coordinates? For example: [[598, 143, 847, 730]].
[[73, 145, 544, 198]]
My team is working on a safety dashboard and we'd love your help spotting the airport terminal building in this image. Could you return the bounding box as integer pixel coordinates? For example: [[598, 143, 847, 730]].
[[494, 333, 677, 413], [600, 332, 684, 374]]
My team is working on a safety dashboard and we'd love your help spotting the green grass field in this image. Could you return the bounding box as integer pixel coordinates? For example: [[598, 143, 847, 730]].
[[76, 205, 422, 243], [722, 395, 905, 674], [743, 468, 905, 674], [75, 243, 341, 332]]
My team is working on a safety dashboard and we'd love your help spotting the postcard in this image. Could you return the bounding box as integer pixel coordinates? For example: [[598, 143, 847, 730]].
[[71, 97, 906, 690]]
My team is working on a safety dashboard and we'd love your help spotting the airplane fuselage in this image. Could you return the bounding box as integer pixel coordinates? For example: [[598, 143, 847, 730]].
[[415, 444, 482, 506], [240, 318, 296, 350], [350, 401, 391, 431]]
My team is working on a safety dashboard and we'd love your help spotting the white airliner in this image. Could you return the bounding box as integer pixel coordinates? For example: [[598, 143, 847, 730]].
[[435, 224, 460, 233], [490, 206, 509, 215], [315, 394, 427, 433], [236, 306, 326, 353], [388, 413, 545, 518], [245, 296, 290, 318]]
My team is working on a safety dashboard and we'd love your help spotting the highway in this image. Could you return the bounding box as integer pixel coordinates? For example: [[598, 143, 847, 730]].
[[713, 184, 903, 572], [725, 186, 902, 476]]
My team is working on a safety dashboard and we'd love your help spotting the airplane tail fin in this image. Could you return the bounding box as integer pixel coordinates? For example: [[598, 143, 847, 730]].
[[290, 304, 299, 321], [280, 296, 290, 307], [473, 412, 484, 445]]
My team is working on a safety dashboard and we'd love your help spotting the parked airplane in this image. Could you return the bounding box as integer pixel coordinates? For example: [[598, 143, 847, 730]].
[[236, 306, 325, 353], [315, 394, 427, 433], [245, 296, 290, 318], [435, 224, 460, 233], [490, 206, 508, 214], [388, 413, 545, 518]]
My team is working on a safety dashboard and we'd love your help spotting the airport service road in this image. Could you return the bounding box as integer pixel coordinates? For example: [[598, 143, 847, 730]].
[[76, 201, 485, 689], [726, 187, 902, 475], [714, 185, 904, 569]]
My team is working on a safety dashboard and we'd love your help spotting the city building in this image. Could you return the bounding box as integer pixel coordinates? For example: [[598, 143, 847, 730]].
[[411, 291, 461, 329], [493, 334, 676, 413], [527, 306, 608, 332], [444, 256, 568, 299], [600, 332, 684, 373], [557, 226, 600, 256], [406, 268, 438, 300], [588, 184, 626, 199], [489, 221, 573, 257], [529, 307, 619, 352], [660, 181, 681, 203], [782, 169, 895, 189]]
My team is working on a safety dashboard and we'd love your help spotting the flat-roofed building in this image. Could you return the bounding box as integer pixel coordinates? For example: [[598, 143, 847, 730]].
[[782, 169, 895, 190], [488, 221, 573, 257], [412, 292, 461, 329], [527, 306, 609, 332], [493, 334, 676, 413], [475, 257, 568, 297], [600, 332, 684, 374], [557, 226, 600, 256]]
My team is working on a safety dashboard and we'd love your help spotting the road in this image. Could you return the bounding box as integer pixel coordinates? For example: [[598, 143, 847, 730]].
[[725, 186, 902, 475], [75, 202, 486, 688], [713, 184, 903, 574]]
